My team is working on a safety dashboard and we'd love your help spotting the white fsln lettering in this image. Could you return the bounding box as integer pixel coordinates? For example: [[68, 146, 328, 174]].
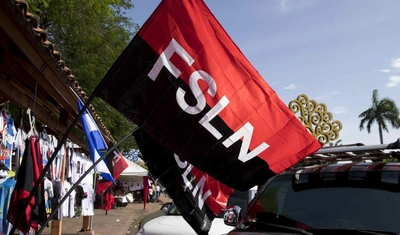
[[222, 122, 269, 162], [192, 176, 212, 210], [182, 164, 194, 190], [198, 96, 229, 140], [151, 39, 270, 163], [176, 70, 217, 115], [111, 150, 121, 167], [148, 38, 194, 81], [174, 154, 211, 210], [174, 153, 188, 168]]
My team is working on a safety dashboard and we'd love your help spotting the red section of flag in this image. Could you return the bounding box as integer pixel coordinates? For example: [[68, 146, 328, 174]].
[[191, 165, 233, 215], [97, 151, 129, 194], [137, 0, 321, 173], [112, 152, 129, 179], [7, 137, 42, 234]]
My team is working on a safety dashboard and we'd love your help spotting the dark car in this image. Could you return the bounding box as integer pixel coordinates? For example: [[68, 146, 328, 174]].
[[226, 139, 400, 235]]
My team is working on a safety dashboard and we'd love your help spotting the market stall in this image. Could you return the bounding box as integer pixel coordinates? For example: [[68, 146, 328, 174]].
[[117, 157, 148, 202]]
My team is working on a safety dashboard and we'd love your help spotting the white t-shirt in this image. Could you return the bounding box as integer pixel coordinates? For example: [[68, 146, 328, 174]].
[[80, 184, 94, 216], [71, 150, 78, 184], [69, 186, 76, 218], [62, 181, 71, 217], [44, 177, 54, 198]]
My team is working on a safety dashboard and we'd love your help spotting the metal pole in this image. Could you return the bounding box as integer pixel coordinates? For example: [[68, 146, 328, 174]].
[[36, 127, 138, 235], [90, 172, 100, 231], [8, 80, 109, 235]]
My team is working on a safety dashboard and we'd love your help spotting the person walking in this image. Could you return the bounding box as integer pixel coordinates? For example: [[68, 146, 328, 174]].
[[156, 184, 160, 199]]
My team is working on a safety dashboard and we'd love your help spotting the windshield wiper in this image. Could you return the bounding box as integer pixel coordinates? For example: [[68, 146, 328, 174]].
[[243, 221, 313, 235]]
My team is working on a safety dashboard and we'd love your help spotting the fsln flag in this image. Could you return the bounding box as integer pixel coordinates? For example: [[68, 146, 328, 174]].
[[7, 138, 43, 234], [98, 0, 321, 190], [78, 99, 115, 183], [97, 147, 129, 193], [134, 129, 233, 235]]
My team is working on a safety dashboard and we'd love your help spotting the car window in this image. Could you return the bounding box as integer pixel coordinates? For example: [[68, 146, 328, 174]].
[[243, 172, 400, 232], [166, 203, 181, 215], [216, 189, 254, 218]]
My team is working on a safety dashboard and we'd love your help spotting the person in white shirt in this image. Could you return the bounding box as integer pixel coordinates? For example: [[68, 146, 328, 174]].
[[155, 184, 160, 198]]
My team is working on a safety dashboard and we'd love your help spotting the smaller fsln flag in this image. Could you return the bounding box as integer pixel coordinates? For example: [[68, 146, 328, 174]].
[[78, 99, 115, 183]]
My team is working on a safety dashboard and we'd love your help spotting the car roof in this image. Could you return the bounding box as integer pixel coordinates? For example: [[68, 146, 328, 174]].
[[283, 138, 400, 175], [283, 162, 400, 175]]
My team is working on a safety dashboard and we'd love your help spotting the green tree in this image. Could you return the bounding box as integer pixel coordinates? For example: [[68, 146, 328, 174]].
[[27, 0, 140, 150], [358, 89, 400, 144]]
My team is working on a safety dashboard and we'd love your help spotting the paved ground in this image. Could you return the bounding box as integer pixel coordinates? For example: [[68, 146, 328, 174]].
[[40, 194, 171, 235]]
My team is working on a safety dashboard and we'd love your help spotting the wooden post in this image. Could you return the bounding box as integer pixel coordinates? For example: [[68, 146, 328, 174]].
[[82, 165, 95, 232], [82, 216, 91, 231], [50, 145, 66, 235]]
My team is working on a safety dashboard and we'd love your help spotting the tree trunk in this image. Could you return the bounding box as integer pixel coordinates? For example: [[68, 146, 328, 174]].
[[378, 124, 384, 144]]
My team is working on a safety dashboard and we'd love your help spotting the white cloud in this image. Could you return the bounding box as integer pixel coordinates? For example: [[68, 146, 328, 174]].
[[387, 76, 400, 87], [279, 0, 289, 12], [257, 0, 318, 14], [391, 57, 400, 69], [332, 106, 348, 115], [379, 69, 391, 73], [283, 83, 297, 90], [314, 91, 340, 100]]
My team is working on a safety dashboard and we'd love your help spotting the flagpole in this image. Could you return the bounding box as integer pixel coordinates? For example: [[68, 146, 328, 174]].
[[8, 80, 110, 235], [36, 127, 138, 235]]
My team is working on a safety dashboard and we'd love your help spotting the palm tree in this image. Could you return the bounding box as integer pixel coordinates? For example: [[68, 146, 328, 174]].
[[358, 89, 400, 144]]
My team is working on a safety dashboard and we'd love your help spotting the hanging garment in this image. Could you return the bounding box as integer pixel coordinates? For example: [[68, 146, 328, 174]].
[[80, 184, 95, 216], [62, 181, 71, 218], [51, 180, 65, 220], [103, 189, 114, 213], [0, 109, 16, 170], [7, 138, 43, 234], [0, 174, 16, 235]]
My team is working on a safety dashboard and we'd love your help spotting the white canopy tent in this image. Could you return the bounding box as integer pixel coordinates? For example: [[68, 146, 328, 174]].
[[117, 157, 148, 182]]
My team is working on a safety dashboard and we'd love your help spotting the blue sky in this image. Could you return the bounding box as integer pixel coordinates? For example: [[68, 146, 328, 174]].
[[127, 0, 400, 146]]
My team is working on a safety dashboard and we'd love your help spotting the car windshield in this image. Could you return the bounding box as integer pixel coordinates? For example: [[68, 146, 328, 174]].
[[241, 171, 400, 233], [166, 203, 181, 215]]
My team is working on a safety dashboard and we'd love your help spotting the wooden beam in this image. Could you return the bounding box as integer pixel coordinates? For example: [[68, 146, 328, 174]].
[[0, 74, 88, 150], [0, 5, 79, 119]]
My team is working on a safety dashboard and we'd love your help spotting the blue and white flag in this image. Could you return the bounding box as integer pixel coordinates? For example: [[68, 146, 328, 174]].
[[78, 99, 115, 183]]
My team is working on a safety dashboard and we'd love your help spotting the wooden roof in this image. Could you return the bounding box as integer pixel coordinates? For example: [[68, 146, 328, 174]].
[[0, 0, 116, 150]]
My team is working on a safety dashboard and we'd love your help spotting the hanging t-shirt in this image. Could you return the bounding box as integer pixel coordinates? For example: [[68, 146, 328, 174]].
[[62, 181, 71, 217], [71, 150, 78, 184], [52, 180, 65, 220], [0, 177, 16, 235], [0, 110, 16, 170], [44, 177, 54, 198], [61, 181, 76, 218], [81, 158, 94, 186], [65, 148, 72, 180], [68, 185, 76, 218], [80, 184, 95, 216]]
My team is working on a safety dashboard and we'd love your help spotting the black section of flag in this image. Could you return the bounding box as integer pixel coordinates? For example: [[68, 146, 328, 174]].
[[133, 129, 214, 235]]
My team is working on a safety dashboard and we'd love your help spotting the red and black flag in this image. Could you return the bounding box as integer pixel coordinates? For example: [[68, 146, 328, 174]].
[[7, 137, 44, 234], [96, 147, 129, 194], [134, 129, 233, 235], [97, 0, 321, 190]]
